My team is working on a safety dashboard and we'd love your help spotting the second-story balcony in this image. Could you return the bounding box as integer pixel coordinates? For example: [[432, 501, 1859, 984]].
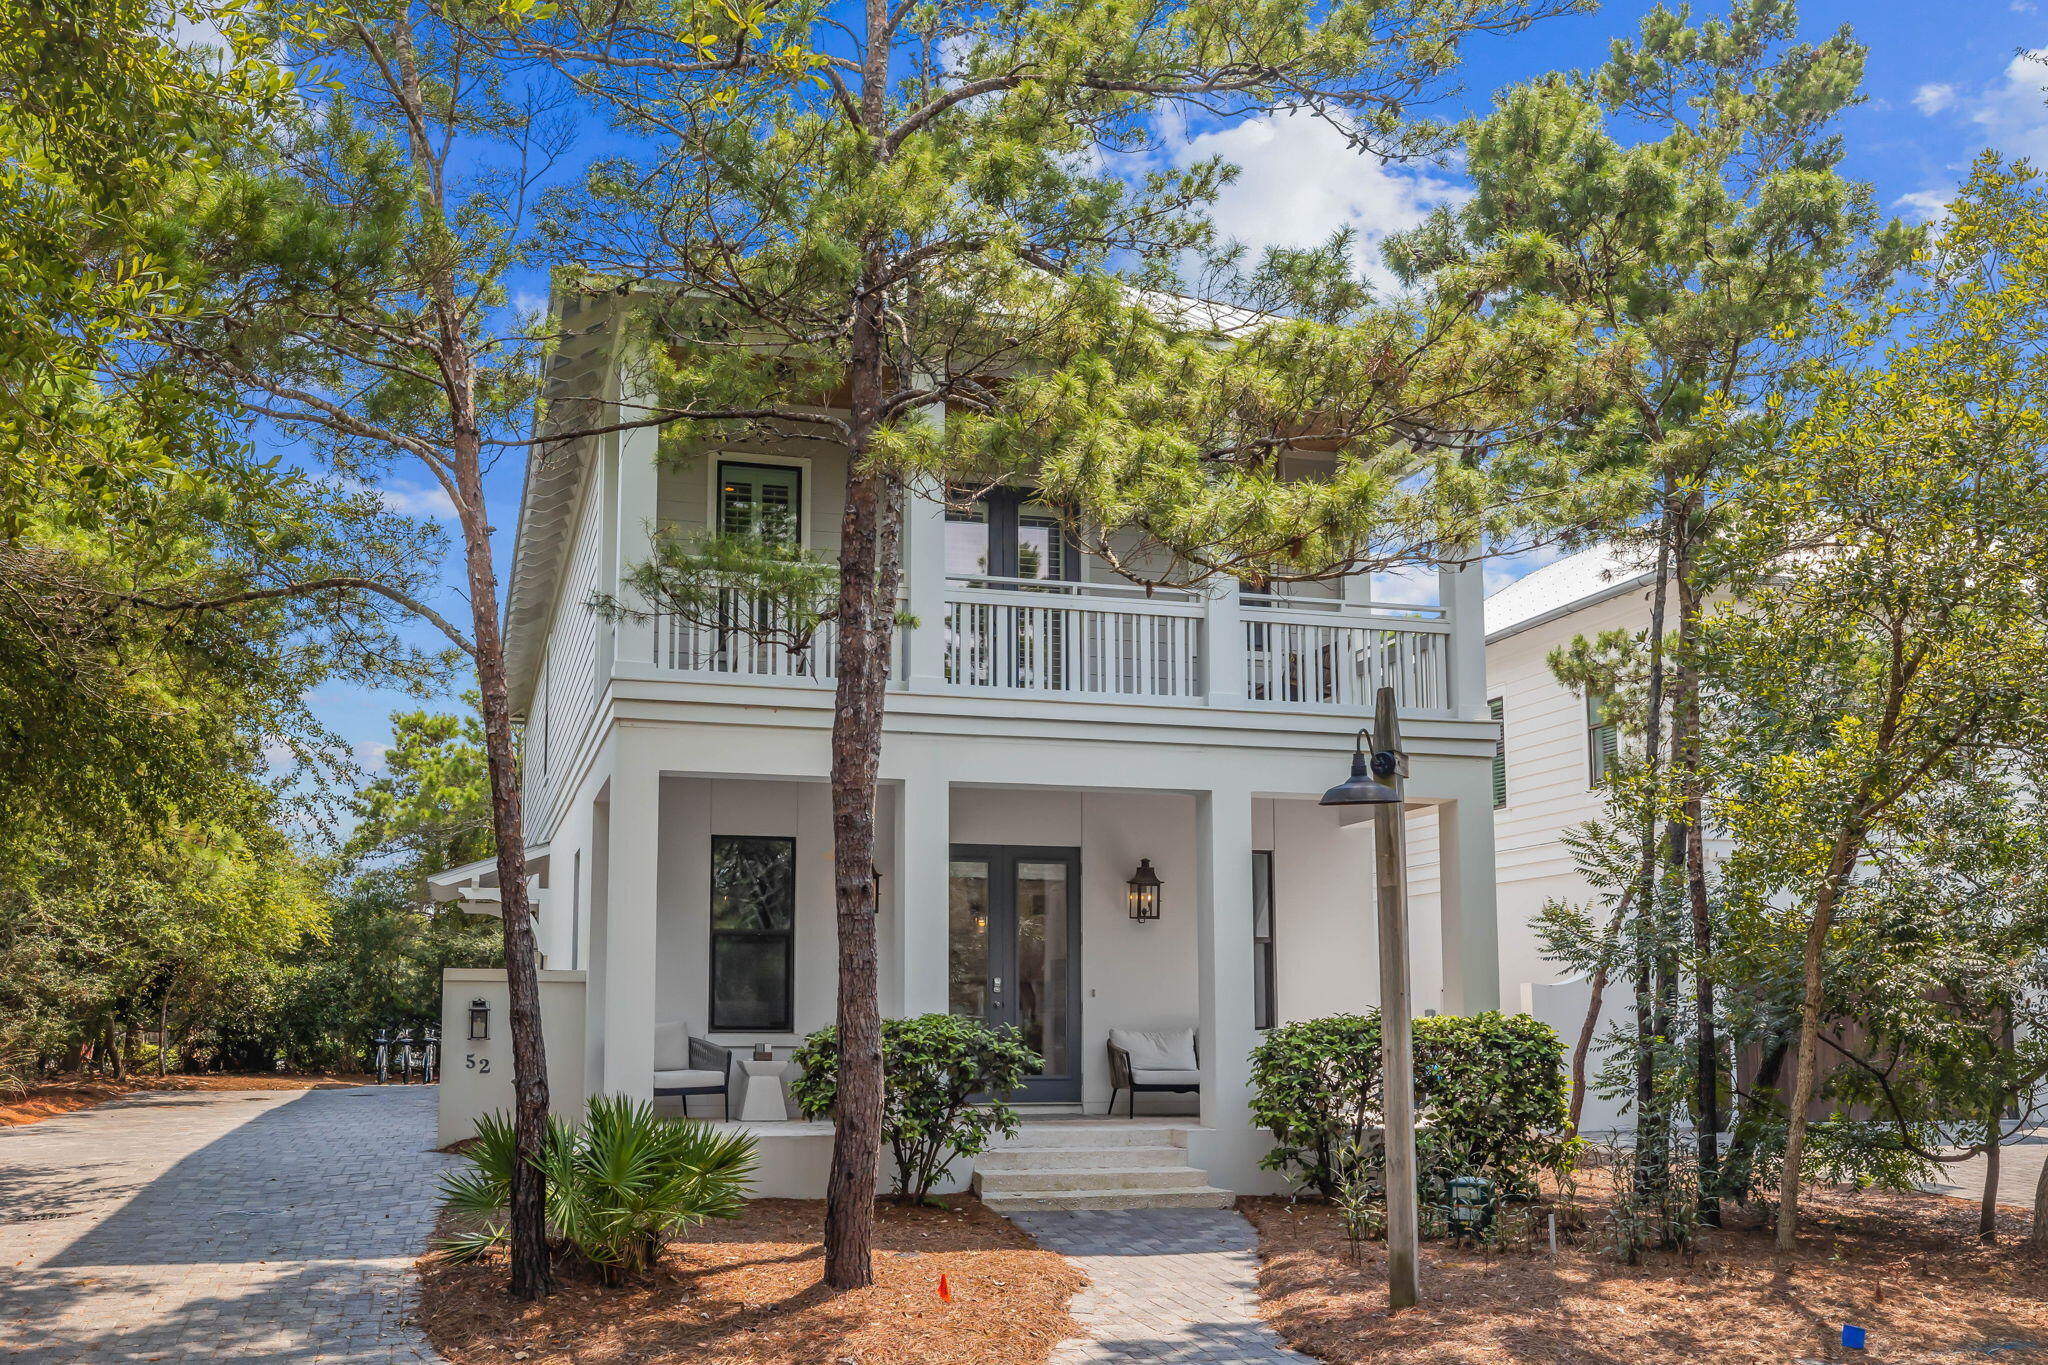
[[642, 573, 1455, 715]]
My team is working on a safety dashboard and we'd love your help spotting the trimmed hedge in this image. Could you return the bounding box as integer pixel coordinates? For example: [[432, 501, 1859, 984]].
[[1250, 1010, 1573, 1199]]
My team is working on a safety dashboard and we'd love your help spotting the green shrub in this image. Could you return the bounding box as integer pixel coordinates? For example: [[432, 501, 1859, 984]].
[[789, 1013, 1039, 1204], [437, 1095, 757, 1282], [1249, 1013, 1383, 1198], [1412, 1011, 1575, 1194], [1250, 1010, 1574, 1200]]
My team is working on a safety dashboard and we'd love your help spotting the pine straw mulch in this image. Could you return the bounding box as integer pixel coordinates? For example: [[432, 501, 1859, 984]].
[[418, 1197, 1085, 1365], [1243, 1167, 2048, 1365], [0, 1071, 367, 1127]]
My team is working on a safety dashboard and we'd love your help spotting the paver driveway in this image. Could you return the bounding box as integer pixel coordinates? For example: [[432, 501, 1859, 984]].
[[0, 1085, 454, 1363]]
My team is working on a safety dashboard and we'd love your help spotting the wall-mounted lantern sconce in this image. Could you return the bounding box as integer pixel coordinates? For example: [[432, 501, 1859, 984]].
[[468, 997, 491, 1042], [1127, 858, 1163, 922]]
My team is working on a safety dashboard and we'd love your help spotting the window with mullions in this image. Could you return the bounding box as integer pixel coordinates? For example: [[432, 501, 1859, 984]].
[[718, 462, 801, 544], [710, 835, 796, 1032], [1252, 850, 1277, 1030], [1587, 693, 1621, 787], [944, 489, 1076, 582]]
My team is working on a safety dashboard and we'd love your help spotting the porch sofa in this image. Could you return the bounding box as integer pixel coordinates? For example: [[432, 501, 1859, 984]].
[[653, 1020, 734, 1118], [1106, 1026, 1199, 1118]]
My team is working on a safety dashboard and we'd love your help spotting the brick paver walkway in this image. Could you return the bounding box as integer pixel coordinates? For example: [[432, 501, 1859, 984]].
[[0, 1085, 454, 1363], [1009, 1208, 1315, 1365]]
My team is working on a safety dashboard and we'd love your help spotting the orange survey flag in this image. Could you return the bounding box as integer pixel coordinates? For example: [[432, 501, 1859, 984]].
[[938, 1274, 952, 1302]]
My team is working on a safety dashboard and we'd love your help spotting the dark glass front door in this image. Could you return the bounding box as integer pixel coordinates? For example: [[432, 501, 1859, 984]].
[[948, 845, 1081, 1103]]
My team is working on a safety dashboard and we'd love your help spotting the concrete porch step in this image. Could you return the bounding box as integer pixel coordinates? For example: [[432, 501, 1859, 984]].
[[977, 1185, 1236, 1213], [988, 1123, 1192, 1150], [975, 1144, 1189, 1172], [974, 1164, 1213, 1194]]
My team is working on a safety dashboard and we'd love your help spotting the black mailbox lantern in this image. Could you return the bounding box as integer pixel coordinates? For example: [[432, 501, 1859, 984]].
[[467, 997, 491, 1042], [1127, 858, 1163, 922]]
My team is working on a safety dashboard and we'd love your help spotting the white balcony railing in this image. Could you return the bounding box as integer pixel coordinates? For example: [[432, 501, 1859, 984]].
[[942, 576, 1204, 699], [642, 580, 1455, 715], [1241, 593, 1452, 712], [653, 602, 838, 682]]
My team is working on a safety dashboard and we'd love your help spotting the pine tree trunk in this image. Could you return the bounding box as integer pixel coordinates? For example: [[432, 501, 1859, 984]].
[[1979, 1108, 2002, 1243], [1633, 507, 1675, 1198], [822, 250, 902, 1286], [1672, 552, 1718, 1224], [452, 421, 553, 1301]]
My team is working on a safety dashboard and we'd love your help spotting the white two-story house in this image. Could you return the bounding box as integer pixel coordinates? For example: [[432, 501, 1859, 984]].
[[438, 292, 1509, 1201]]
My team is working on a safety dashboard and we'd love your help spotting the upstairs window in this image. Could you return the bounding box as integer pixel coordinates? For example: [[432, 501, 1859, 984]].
[[1587, 693, 1622, 787], [718, 461, 801, 545], [1490, 697, 1507, 809], [943, 489, 1075, 582], [710, 835, 796, 1032]]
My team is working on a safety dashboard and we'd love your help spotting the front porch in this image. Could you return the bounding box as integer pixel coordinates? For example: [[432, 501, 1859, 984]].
[[544, 734, 1501, 1195]]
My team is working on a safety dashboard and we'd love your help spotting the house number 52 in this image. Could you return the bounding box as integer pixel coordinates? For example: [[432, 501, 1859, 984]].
[[465, 1054, 490, 1073]]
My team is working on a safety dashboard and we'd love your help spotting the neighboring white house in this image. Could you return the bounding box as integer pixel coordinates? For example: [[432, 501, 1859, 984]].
[[1478, 542, 1660, 1133], [434, 292, 1507, 1201]]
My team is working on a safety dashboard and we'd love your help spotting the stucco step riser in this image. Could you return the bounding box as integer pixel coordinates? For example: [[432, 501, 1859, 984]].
[[989, 1127, 1192, 1150], [975, 1146, 1190, 1172], [977, 1187, 1236, 1213], [974, 1166, 1211, 1193]]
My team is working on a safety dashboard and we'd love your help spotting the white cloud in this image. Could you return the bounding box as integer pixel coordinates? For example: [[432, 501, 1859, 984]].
[[1912, 83, 1958, 116], [1168, 110, 1466, 293], [1893, 189, 1952, 222], [2015, 1, 2037, 14], [1965, 50, 2048, 161], [355, 741, 391, 774], [1917, 51, 2048, 164], [375, 481, 461, 520]]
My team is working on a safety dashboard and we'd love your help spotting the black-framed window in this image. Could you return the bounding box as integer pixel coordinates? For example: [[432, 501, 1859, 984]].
[[944, 489, 1077, 582], [1252, 850, 1277, 1030], [1490, 697, 1507, 809], [710, 835, 795, 1032], [1587, 693, 1621, 787], [718, 461, 801, 544]]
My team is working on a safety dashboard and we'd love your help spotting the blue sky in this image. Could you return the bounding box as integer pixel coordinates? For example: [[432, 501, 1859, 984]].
[[300, 0, 2048, 821]]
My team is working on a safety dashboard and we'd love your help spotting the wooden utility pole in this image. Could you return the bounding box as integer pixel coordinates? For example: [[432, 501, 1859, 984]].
[[1371, 685, 1421, 1310]]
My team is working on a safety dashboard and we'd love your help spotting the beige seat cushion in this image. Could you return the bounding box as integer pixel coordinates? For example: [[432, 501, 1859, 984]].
[[653, 1068, 726, 1091], [654, 1020, 692, 1072], [1109, 1027, 1197, 1072], [1130, 1068, 1200, 1087]]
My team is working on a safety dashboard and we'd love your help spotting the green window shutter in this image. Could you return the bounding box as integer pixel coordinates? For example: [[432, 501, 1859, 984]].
[[1489, 697, 1506, 809], [1588, 693, 1620, 786]]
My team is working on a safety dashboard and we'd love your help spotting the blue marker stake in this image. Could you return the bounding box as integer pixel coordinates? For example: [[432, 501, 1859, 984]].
[[1842, 1324, 1867, 1351]]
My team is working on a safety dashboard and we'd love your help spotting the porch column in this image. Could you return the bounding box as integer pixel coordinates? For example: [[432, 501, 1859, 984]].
[[1438, 554, 1490, 721], [1196, 787, 1260, 1167], [1203, 584, 1245, 707], [1434, 791, 1501, 1015], [904, 480, 949, 691], [599, 745, 660, 1099], [895, 761, 951, 1016]]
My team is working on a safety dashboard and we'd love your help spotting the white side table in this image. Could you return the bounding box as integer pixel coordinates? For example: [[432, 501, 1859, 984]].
[[737, 1057, 790, 1122]]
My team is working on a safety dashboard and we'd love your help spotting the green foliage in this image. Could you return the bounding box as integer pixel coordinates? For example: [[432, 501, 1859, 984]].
[[1250, 1011, 1575, 1201], [789, 1014, 1039, 1204], [1249, 1013, 1385, 1198], [347, 699, 496, 875], [439, 1097, 757, 1281], [591, 532, 840, 660]]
